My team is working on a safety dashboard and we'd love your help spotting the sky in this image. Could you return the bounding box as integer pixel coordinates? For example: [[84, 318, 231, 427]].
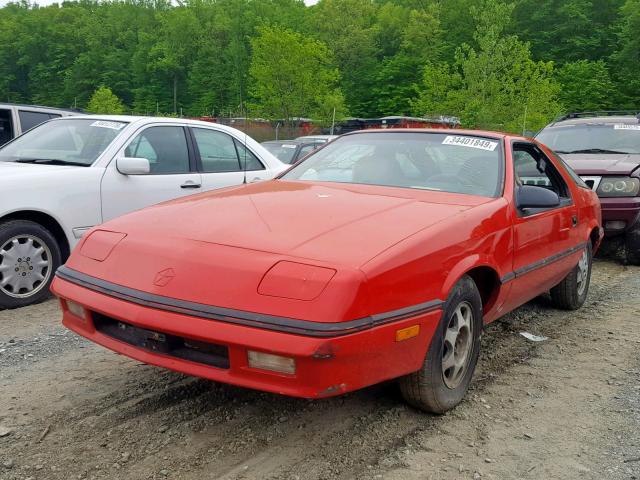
[[0, 0, 319, 6]]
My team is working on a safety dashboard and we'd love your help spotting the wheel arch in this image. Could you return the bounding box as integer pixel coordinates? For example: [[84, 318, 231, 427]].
[[441, 256, 503, 317], [0, 210, 71, 260]]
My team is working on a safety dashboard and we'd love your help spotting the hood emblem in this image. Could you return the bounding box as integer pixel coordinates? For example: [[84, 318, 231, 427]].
[[153, 268, 175, 287]]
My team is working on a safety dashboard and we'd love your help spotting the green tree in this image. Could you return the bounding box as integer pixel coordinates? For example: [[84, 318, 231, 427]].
[[611, 0, 640, 108], [86, 86, 126, 114], [372, 4, 442, 115], [310, 0, 380, 116], [412, 0, 561, 132], [555, 60, 615, 111], [249, 25, 346, 124], [511, 0, 624, 62]]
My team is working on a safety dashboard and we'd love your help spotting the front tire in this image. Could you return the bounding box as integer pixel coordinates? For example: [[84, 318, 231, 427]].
[[550, 242, 592, 310], [0, 220, 61, 309], [399, 275, 483, 414]]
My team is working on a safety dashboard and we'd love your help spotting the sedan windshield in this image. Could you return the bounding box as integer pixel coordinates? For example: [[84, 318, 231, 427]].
[[537, 123, 640, 155], [0, 118, 128, 166], [281, 132, 503, 197]]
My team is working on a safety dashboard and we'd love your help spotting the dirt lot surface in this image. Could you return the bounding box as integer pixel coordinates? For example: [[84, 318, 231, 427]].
[[1, 256, 639, 480]]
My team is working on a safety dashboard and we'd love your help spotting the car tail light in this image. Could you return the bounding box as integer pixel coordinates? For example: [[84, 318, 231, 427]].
[[247, 350, 296, 374]]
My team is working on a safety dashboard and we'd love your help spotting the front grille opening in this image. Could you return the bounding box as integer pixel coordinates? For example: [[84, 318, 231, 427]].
[[92, 313, 230, 369]]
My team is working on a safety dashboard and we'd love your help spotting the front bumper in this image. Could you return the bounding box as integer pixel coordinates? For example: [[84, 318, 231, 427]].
[[51, 274, 441, 398], [599, 197, 640, 235]]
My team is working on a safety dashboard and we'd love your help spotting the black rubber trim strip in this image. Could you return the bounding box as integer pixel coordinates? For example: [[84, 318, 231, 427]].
[[500, 242, 588, 284], [56, 265, 443, 338]]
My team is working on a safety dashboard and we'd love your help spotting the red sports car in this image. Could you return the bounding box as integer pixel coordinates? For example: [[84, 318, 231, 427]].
[[52, 130, 602, 413]]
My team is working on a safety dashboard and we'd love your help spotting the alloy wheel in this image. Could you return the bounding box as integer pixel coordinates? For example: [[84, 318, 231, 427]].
[[442, 301, 474, 389], [0, 235, 53, 298], [576, 249, 589, 297]]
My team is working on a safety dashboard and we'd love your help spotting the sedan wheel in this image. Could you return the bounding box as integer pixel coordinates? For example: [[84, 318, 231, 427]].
[[0, 221, 61, 309], [575, 249, 589, 297], [400, 275, 482, 413], [442, 302, 474, 389], [0, 235, 52, 298], [550, 242, 592, 311]]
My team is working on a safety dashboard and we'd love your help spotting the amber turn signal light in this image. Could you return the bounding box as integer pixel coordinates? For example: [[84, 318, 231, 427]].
[[395, 325, 420, 342]]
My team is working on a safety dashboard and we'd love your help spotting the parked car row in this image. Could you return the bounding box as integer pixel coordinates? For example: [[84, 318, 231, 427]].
[[1, 107, 638, 413]]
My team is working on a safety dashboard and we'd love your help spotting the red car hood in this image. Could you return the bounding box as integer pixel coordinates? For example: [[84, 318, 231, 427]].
[[560, 153, 640, 176], [103, 180, 485, 267]]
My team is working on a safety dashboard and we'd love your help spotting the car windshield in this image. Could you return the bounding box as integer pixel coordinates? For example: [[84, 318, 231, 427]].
[[0, 118, 128, 166], [537, 123, 640, 155], [262, 142, 298, 164], [281, 132, 503, 197]]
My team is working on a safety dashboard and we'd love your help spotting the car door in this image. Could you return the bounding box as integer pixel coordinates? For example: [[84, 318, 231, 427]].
[[504, 141, 581, 309], [190, 127, 270, 188], [100, 124, 202, 222]]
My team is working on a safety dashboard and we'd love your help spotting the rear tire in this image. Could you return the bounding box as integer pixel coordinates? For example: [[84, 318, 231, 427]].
[[399, 275, 482, 414], [0, 220, 61, 309], [625, 226, 640, 266], [550, 242, 592, 310]]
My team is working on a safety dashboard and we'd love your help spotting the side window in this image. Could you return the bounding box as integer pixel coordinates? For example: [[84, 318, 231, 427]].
[[513, 143, 570, 199], [18, 110, 52, 132], [124, 126, 190, 174], [234, 139, 265, 171], [126, 135, 158, 162], [192, 128, 240, 173]]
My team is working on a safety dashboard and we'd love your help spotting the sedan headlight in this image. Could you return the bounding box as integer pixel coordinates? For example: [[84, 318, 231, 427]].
[[596, 177, 640, 197]]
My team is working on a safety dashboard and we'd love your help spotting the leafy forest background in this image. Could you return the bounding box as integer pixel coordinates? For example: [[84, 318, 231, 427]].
[[0, 0, 638, 133]]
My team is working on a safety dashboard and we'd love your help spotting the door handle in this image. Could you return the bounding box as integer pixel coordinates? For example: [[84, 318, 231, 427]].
[[181, 181, 201, 189], [572, 215, 578, 227]]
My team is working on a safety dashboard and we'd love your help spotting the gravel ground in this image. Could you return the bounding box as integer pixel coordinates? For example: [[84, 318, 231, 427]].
[[0, 255, 638, 480]]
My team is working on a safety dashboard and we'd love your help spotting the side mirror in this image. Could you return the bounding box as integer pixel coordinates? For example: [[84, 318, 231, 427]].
[[116, 157, 150, 175], [516, 185, 560, 209]]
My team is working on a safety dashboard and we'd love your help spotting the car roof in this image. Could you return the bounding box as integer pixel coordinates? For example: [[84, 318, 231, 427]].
[[262, 139, 303, 145], [547, 111, 640, 127], [0, 102, 81, 113], [342, 128, 520, 141], [547, 115, 640, 127], [53, 114, 262, 131]]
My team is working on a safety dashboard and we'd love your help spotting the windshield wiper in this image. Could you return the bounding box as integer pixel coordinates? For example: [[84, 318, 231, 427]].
[[556, 148, 629, 155], [14, 158, 90, 167]]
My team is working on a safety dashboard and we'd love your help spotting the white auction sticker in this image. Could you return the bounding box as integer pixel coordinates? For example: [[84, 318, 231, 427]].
[[614, 124, 640, 131], [442, 135, 498, 151], [90, 120, 126, 130], [281, 144, 297, 148]]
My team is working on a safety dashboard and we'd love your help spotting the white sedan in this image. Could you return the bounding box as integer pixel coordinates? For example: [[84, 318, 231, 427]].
[[0, 115, 288, 308]]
